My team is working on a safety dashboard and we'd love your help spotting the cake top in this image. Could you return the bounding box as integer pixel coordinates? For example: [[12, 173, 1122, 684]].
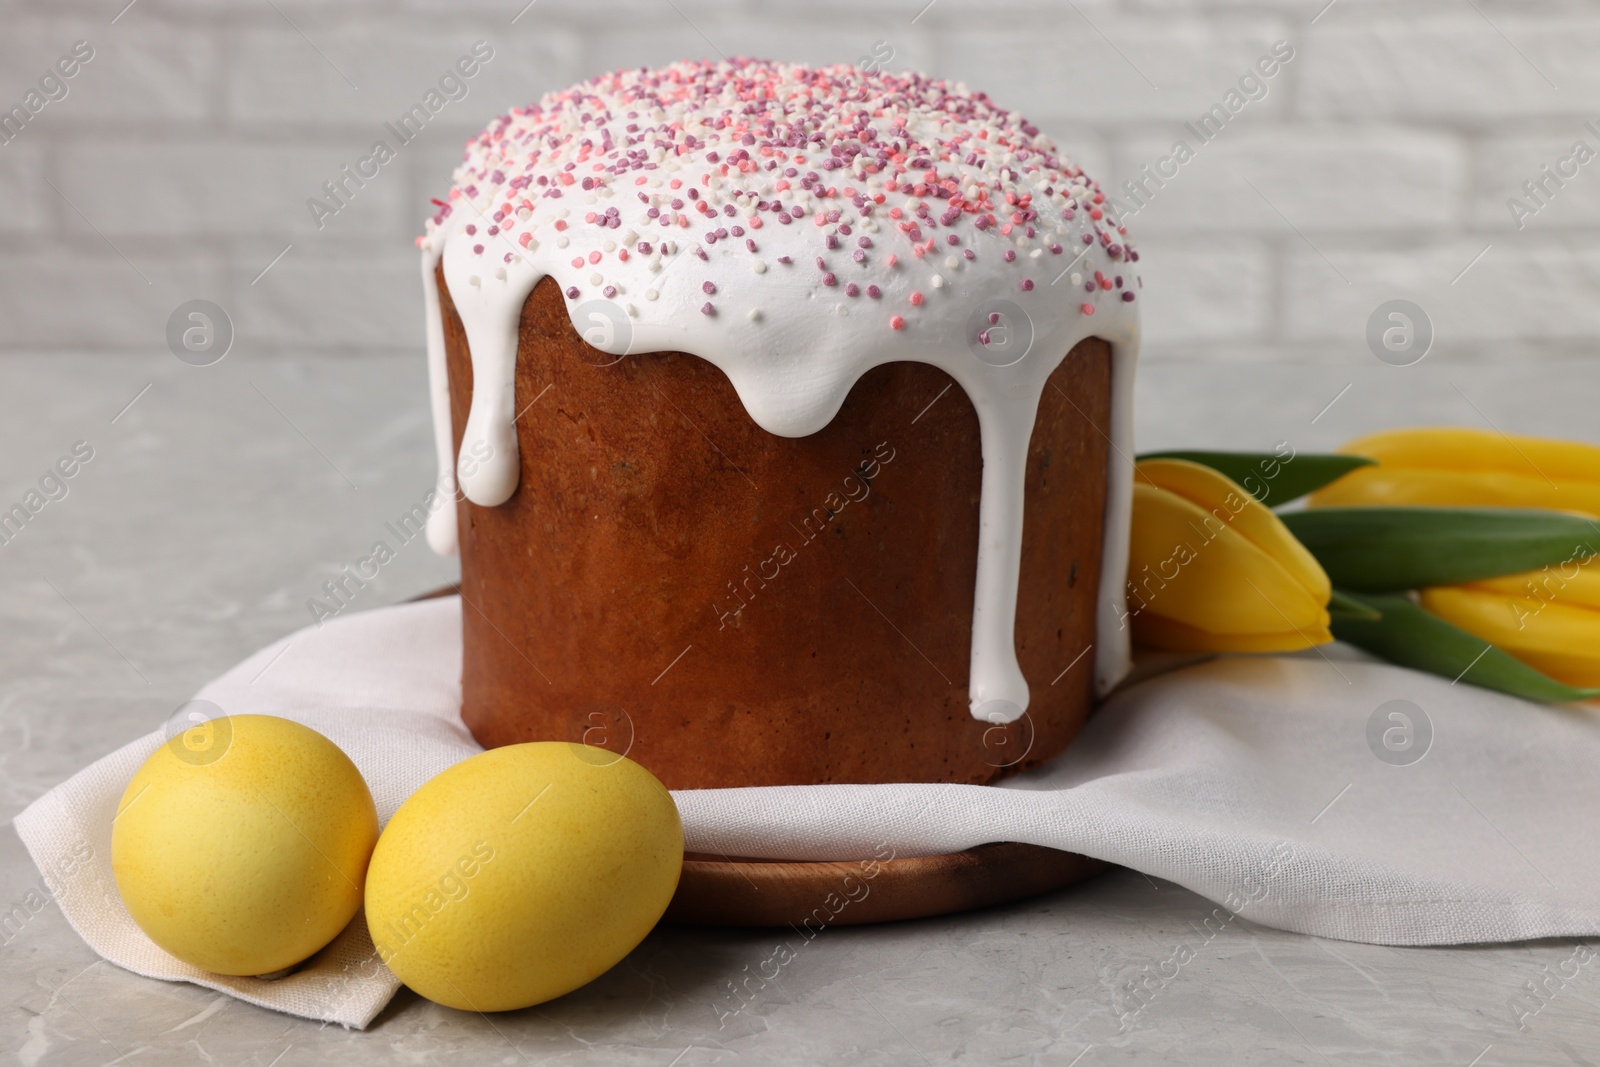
[[422, 57, 1136, 329]]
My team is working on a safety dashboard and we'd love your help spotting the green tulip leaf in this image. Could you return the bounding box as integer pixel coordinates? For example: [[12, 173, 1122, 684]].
[[1327, 589, 1382, 621], [1281, 507, 1600, 591], [1331, 591, 1600, 704], [1135, 450, 1376, 506]]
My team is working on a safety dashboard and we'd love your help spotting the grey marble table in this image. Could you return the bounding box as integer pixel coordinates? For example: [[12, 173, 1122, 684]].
[[2, 351, 1598, 1066]]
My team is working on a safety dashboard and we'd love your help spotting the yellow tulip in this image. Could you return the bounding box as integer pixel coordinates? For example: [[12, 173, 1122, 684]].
[[1309, 427, 1600, 518], [1421, 560, 1600, 687], [1127, 458, 1333, 653]]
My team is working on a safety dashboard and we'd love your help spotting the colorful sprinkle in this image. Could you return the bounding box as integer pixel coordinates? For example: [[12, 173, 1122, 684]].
[[425, 60, 1140, 329]]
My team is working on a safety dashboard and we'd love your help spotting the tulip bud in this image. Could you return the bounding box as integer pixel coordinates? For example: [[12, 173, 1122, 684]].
[[1310, 428, 1600, 518], [1127, 459, 1333, 652], [1420, 558, 1600, 688]]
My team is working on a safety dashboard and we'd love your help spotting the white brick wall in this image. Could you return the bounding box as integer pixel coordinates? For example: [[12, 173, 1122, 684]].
[[1, 0, 1595, 364], [1284, 241, 1600, 343], [1116, 127, 1467, 232], [0, 144, 49, 234], [55, 138, 408, 237], [948, 17, 1291, 124], [1297, 14, 1600, 120]]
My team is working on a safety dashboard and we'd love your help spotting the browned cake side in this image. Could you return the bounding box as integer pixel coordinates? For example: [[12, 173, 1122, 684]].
[[440, 268, 1111, 789]]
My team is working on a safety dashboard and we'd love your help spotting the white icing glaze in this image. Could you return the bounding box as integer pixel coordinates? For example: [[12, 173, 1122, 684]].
[[420, 244, 458, 557], [418, 60, 1142, 719]]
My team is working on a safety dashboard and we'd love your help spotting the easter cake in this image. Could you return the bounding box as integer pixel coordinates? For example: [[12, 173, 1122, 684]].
[[418, 59, 1142, 789]]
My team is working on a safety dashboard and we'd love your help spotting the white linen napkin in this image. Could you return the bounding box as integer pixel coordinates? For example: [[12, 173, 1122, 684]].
[[15, 596, 1600, 1029]]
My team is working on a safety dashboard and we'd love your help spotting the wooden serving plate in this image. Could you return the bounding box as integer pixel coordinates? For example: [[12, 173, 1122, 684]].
[[408, 586, 1108, 925], [664, 843, 1107, 927]]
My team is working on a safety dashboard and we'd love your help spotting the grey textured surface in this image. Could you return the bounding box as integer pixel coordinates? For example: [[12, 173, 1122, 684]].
[[2, 353, 1598, 1064]]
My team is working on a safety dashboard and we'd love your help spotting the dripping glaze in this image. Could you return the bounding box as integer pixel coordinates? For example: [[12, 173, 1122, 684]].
[[418, 59, 1142, 721]]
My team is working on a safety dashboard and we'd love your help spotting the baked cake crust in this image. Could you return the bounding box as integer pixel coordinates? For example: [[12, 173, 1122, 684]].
[[442, 269, 1110, 788]]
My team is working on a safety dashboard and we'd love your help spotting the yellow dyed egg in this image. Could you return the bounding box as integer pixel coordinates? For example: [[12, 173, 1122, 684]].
[[111, 714, 378, 976], [364, 743, 683, 1012]]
